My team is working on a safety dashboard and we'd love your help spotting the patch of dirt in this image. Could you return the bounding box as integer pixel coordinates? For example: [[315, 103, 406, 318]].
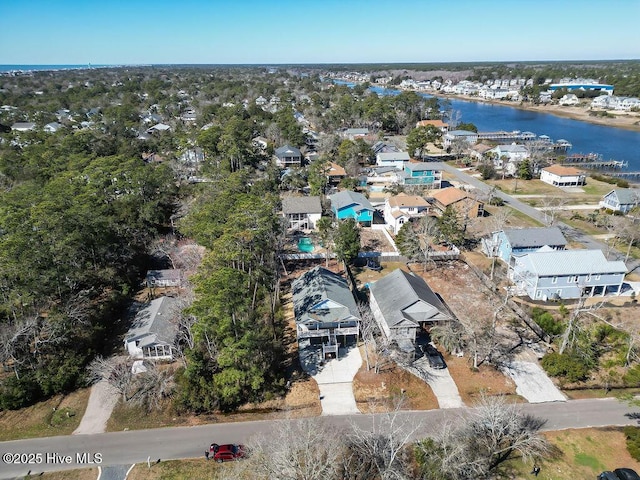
[[353, 353, 439, 413], [444, 355, 519, 405], [360, 228, 396, 253], [415, 260, 513, 326]]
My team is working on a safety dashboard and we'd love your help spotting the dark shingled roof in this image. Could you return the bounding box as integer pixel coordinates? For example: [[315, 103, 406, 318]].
[[369, 269, 452, 328], [292, 266, 359, 326], [503, 227, 567, 249]]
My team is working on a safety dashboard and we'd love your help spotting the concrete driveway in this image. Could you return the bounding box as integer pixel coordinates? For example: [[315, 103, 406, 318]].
[[503, 360, 566, 403], [407, 357, 464, 409], [299, 341, 362, 415]]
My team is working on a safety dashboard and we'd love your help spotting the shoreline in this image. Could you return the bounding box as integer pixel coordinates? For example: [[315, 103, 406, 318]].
[[433, 92, 640, 133], [332, 77, 640, 133]]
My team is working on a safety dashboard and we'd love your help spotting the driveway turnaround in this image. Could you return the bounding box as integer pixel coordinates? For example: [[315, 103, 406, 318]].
[[503, 360, 566, 403], [407, 357, 464, 408], [299, 342, 362, 415]]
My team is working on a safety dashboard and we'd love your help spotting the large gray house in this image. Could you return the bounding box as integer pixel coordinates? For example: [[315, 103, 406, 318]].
[[510, 248, 627, 300], [292, 266, 360, 359], [369, 269, 452, 352]]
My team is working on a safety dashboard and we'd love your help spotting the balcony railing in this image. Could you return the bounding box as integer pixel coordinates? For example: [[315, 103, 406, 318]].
[[297, 326, 359, 339]]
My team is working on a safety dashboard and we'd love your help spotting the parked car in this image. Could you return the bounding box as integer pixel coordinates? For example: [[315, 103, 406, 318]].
[[599, 472, 622, 480], [614, 468, 640, 480], [422, 344, 446, 369], [210, 443, 245, 463]]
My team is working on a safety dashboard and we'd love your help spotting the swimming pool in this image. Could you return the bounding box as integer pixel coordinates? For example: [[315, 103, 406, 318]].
[[298, 237, 314, 253]]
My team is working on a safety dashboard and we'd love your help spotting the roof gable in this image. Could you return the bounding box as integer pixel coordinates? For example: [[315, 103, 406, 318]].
[[370, 269, 451, 328], [329, 190, 374, 212]]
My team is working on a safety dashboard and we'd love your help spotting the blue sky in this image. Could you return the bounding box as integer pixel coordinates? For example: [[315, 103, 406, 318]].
[[1, 0, 639, 64]]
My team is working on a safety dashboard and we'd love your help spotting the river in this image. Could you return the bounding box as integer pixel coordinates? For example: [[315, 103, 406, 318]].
[[335, 81, 640, 173]]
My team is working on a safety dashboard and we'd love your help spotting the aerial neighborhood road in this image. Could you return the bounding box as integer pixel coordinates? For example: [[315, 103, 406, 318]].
[[0, 398, 638, 478]]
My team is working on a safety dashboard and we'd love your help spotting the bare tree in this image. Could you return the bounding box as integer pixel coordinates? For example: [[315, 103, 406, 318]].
[[539, 196, 568, 226], [416, 395, 550, 480], [415, 216, 441, 272], [613, 215, 640, 262], [344, 395, 421, 480], [225, 417, 345, 480]]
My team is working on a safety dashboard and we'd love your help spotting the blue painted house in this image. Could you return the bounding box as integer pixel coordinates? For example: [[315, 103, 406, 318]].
[[400, 162, 442, 187], [485, 227, 567, 264], [510, 248, 627, 300], [329, 190, 374, 226]]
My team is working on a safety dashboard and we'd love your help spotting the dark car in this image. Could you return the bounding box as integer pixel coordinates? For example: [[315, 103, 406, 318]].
[[599, 472, 621, 480], [423, 344, 446, 369], [209, 443, 245, 463], [614, 468, 640, 480]]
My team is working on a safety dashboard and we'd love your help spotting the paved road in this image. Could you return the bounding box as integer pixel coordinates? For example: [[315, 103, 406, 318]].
[[439, 164, 640, 273], [0, 398, 637, 478]]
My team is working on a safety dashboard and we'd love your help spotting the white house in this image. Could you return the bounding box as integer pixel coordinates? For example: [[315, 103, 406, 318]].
[[376, 151, 411, 170], [600, 189, 640, 214], [44, 122, 64, 133], [490, 144, 530, 175], [383, 193, 431, 233], [281, 196, 322, 230], [540, 165, 586, 187], [559, 94, 579, 106], [124, 296, 178, 360], [443, 130, 478, 148]]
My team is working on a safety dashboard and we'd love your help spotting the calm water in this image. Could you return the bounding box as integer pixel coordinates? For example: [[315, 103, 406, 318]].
[[335, 81, 640, 172], [0, 64, 115, 72]]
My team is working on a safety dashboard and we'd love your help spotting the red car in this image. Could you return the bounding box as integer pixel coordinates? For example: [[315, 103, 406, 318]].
[[209, 443, 245, 463]]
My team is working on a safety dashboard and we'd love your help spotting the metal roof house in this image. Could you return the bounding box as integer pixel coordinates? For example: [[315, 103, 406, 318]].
[[369, 269, 452, 352], [124, 296, 178, 360], [510, 249, 627, 300], [292, 266, 360, 359], [484, 227, 567, 264]]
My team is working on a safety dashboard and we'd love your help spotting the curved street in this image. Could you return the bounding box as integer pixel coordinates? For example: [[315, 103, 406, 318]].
[[0, 398, 638, 478]]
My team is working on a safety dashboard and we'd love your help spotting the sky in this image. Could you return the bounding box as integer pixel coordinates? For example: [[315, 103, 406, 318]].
[[1, 0, 639, 65]]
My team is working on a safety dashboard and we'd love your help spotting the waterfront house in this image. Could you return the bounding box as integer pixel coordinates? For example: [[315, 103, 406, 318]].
[[416, 119, 449, 133], [329, 190, 374, 226], [443, 130, 478, 148], [540, 165, 586, 187], [600, 189, 640, 214], [369, 269, 452, 351], [510, 249, 627, 300], [483, 227, 567, 264], [383, 193, 431, 233], [429, 187, 484, 218], [124, 296, 178, 360], [559, 94, 579, 106], [376, 151, 411, 170], [275, 145, 302, 168], [490, 144, 530, 175], [292, 266, 360, 359], [399, 162, 443, 188], [282, 195, 322, 230]]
